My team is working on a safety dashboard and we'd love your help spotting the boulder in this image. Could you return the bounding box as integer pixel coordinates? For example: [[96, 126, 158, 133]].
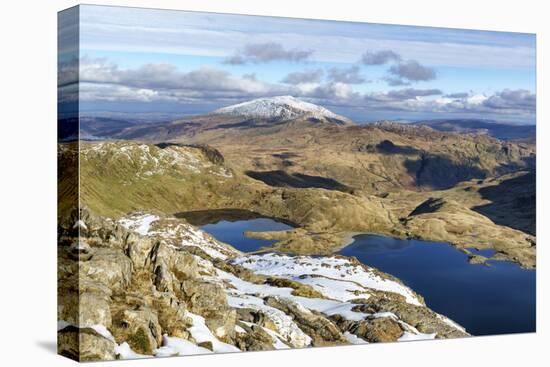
[[79, 248, 132, 292], [125, 235, 155, 268], [236, 308, 267, 325], [78, 290, 112, 328], [344, 298, 468, 339], [181, 279, 236, 340], [170, 251, 200, 281], [264, 296, 347, 346], [151, 294, 193, 339], [234, 323, 276, 351], [349, 317, 404, 343], [111, 306, 162, 355], [58, 326, 117, 362]]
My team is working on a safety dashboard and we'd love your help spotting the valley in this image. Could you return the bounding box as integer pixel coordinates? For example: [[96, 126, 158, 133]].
[[75, 96, 536, 267], [58, 96, 536, 360]]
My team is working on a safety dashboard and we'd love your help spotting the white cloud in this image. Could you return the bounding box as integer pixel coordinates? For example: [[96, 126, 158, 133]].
[[327, 66, 367, 84], [223, 42, 313, 64], [67, 57, 535, 119], [281, 69, 324, 85]]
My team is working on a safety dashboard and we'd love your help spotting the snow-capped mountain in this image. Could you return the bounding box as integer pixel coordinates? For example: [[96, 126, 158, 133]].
[[212, 96, 352, 124]]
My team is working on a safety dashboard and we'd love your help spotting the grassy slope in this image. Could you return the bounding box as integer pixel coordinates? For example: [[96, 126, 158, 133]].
[[167, 120, 535, 194], [68, 136, 535, 267]]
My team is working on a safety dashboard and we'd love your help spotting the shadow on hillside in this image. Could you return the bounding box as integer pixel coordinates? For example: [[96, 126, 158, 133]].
[[376, 140, 421, 155], [215, 118, 287, 130], [245, 170, 353, 193], [357, 139, 420, 155], [404, 154, 488, 190], [472, 172, 536, 235], [272, 152, 300, 159], [174, 208, 297, 227]]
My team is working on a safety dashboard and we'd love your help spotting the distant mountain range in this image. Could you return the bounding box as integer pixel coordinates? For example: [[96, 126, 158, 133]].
[[414, 119, 536, 141], [69, 96, 536, 143]]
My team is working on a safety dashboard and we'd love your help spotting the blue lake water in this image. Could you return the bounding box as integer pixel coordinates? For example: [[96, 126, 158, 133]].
[[187, 209, 536, 337], [338, 234, 536, 336], [200, 217, 293, 253]]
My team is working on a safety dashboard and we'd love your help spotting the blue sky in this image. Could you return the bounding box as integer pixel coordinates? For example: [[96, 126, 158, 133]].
[[59, 5, 536, 123]]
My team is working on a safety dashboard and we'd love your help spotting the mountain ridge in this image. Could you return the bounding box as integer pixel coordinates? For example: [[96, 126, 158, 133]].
[[211, 96, 352, 125], [414, 119, 536, 141]]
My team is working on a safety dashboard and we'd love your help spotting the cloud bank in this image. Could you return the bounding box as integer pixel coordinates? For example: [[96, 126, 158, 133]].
[[281, 69, 324, 85], [223, 42, 313, 64], [361, 50, 402, 65], [388, 60, 437, 82], [327, 66, 367, 84], [64, 57, 535, 122]]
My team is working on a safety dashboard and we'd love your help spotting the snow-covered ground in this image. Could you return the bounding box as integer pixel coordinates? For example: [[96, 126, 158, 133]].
[[232, 253, 423, 306], [119, 213, 241, 259], [94, 213, 462, 359], [81, 142, 233, 180], [185, 312, 241, 353], [118, 213, 159, 235], [213, 266, 435, 343]]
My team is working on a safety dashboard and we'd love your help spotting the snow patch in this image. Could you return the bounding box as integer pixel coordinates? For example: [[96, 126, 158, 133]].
[[398, 332, 437, 342], [437, 314, 467, 332], [186, 312, 241, 353], [213, 96, 350, 122], [344, 332, 368, 345], [232, 253, 422, 305], [154, 335, 212, 357], [147, 219, 240, 260], [118, 213, 159, 235], [90, 324, 116, 342], [115, 342, 151, 360], [240, 321, 291, 350]]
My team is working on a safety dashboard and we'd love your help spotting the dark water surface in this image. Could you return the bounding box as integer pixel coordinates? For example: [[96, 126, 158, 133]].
[[176, 209, 535, 336], [176, 209, 293, 253], [338, 234, 536, 336]]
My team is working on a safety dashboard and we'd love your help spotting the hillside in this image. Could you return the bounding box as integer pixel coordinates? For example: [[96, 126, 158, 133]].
[[59, 98, 536, 269], [414, 119, 536, 141], [61, 140, 536, 268], [165, 119, 535, 193]]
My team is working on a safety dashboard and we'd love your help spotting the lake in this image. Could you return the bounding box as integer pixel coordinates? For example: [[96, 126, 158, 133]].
[[338, 234, 536, 336], [177, 210, 536, 336], [175, 209, 294, 253]]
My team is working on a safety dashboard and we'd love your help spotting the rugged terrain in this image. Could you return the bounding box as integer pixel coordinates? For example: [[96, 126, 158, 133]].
[[72, 114, 535, 267], [58, 96, 536, 360], [57, 209, 467, 361], [414, 119, 536, 141]]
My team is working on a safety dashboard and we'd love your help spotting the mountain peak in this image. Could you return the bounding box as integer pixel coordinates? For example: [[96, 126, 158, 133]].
[[211, 96, 352, 124]]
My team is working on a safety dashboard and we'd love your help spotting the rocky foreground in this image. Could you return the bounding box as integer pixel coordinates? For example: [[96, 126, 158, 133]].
[[58, 209, 467, 361]]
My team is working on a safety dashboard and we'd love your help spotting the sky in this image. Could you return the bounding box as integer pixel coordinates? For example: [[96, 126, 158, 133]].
[[58, 5, 536, 124]]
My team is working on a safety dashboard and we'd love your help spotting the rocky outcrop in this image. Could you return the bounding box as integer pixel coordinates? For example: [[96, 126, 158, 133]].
[[348, 317, 404, 343], [234, 322, 277, 351], [264, 296, 348, 346], [68, 140, 535, 268], [58, 208, 468, 361], [58, 326, 117, 362], [180, 279, 236, 340]]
